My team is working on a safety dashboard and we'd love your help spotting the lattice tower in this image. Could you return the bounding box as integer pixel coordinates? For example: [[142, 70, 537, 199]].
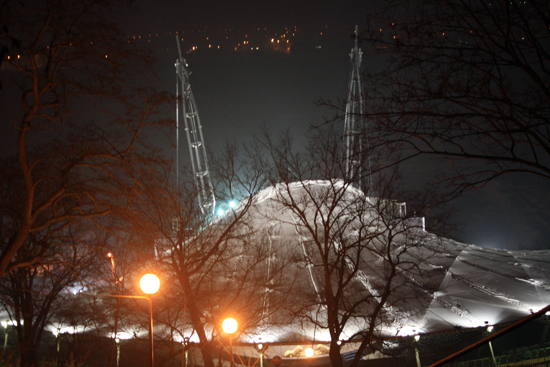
[[344, 26, 372, 195], [175, 37, 216, 217]]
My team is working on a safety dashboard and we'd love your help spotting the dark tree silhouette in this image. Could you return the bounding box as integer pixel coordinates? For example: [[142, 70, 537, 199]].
[[0, 226, 106, 367], [354, 0, 550, 195], [129, 144, 295, 367], [0, 0, 171, 278], [255, 127, 444, 367]]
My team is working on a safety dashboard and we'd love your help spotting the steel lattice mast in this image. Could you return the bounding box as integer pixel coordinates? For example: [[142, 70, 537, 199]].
[[344, 26, 372, 195], [175, 37, 215, 217]]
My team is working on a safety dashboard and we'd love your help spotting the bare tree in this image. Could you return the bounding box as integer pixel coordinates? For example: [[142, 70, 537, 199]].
[[0, 0, 171, 278], [254, 126, 444, 367], [129, 144, 296, 367], [351, 0, 550, 195], [0, 225, 106, 367]]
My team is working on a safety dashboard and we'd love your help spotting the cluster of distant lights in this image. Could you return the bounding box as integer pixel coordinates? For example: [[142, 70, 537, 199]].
[[3, 23, 458, 61], [125, 25, 311, 54], [3, 0, 542, 62], [3, 26, 308, 62]]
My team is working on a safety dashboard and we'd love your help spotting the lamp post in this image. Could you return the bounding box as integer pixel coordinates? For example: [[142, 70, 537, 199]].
[[305, 347, 314, 367], [140, 274, 160, 367], [414, 335, 421, 367], [107, 252, 121, 367], [222, 318, 238, 367], [1, 321, 8, 365], [115, 337, 121, 367], [182, 337, 189, 367], [53, 328, 60, 367], [94, 274, 160, 367], [107, 253, 116, 282], [486, 324, 497, 366], [255, 343, 269, 367]]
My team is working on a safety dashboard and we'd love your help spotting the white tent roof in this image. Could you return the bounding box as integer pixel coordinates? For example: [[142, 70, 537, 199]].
[[237, 180, 550, 342]]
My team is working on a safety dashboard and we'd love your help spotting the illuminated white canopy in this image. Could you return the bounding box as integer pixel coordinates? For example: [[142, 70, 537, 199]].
[[235, 180, 550, 342]]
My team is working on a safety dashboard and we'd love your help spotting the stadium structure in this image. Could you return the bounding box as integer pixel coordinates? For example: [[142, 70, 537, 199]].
[[167, 28, 550, 366], [1, 28, 549, 367]]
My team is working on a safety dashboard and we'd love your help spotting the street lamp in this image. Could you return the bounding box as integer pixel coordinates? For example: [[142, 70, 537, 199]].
[[53, 328, 60, 367], [222, 318, 238, 367], [486, 323, 497, 366], [107, 253, 116, 282], [254, 342, 269, 367], [182, 337, 190, 367], [140, 274, 160, 367], [115, 338, 121, 367], [305, 347, 314, 367], [94, 274, 160, 367], [1, 321, 8, 365], [140, 274, 160, 294], [413, 335, 421, 367]]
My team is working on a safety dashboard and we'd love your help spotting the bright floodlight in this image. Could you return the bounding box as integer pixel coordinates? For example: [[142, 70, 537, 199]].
[[222, 318, 238, 334], [229, 201, 236, 208], [140, 274, 160, 294], [305, 347, 314, 358], [217, 209, 224, 216]]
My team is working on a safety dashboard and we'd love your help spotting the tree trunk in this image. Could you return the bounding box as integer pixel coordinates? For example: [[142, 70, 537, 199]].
[[329, 340, 344, 367], [18, 335, 37, 367], [180, 272, 215, 367]]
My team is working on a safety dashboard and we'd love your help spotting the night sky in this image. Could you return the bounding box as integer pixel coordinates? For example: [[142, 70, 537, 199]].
[[117, 0, 550, 251], [9, 0, 548, 250], [119, 0, 377, 147]]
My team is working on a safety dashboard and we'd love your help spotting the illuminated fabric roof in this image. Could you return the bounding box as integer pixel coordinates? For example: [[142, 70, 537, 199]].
[[240, 180, 550, 342]]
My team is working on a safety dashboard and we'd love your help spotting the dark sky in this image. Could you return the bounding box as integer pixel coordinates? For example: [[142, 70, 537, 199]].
[[122, 0, 376, 32], [118, 0, 550, 251]]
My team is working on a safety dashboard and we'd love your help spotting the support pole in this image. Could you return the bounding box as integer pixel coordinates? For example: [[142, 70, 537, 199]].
[[260, 350, 264, 367], [1, 322, 7, 366], [148, 297, 154, 367], [229, 335, 234, 367], [488, 341, 497, 366]]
